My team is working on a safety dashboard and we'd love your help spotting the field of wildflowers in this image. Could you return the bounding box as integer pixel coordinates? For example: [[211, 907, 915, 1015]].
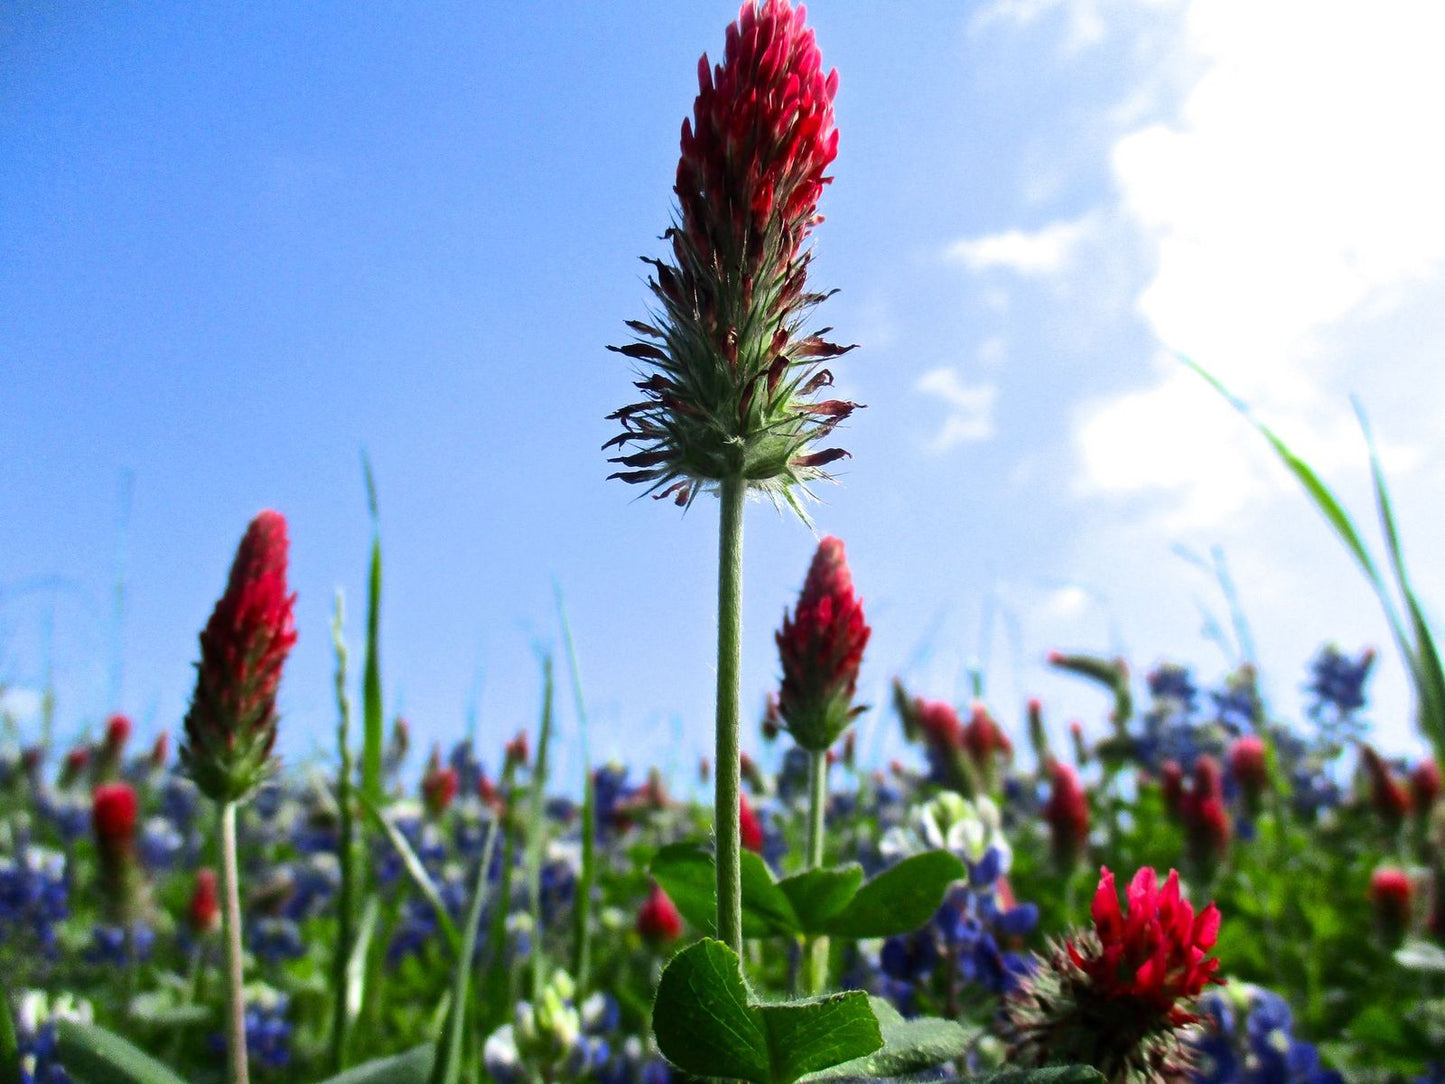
[[4, 2, 1442, 1083]]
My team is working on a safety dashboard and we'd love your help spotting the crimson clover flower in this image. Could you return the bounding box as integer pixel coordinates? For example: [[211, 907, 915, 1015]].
[[775, 536, 870, 751], [637, 881, 684, 947], [1043, 762, 1090, 874], [606, 0, 858, 514], [180, 510, 297, 804], [1003, 866, 1223, 1084], [93, 782, 145, 923]]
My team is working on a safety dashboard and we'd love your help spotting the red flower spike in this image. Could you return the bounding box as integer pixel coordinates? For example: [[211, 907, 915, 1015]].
[[150, 731, 169, 769], [637, 881, 684, 946], [1181, 757, 1231, 877], [739, 793, 764, 852], [1361, 745, 1411, 829], [93, 782, 146, 923], [180, 510, 297, 804], [608, 0, 857, 508], [105, 714, 132, 749], [189, 869, 221, 936], [93, 782, 138, 847], [1044, 762, 1090, 873], [1228, 736, 1268, 815], [423, 764, 459, 818], [775, 536, 871, 752], [1003, 865, 1223, 1082], [1371, 867, 1412, 944], [1411, 759, 1441, 816]]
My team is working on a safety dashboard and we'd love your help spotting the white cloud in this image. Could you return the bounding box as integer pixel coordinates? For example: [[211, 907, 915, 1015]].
[[945, 217, 1094, 276], [914, 368, 998, 452], [0, 687, 43, 722]]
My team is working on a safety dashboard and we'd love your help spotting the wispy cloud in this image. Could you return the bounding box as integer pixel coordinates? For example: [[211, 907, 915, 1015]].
[[945, 216, 1094, 276], [914, 368, 998, 452]]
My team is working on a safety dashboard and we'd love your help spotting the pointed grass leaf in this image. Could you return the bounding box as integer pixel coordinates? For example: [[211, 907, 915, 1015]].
[[312, 1045, 434, 1084], [823, 851, 964, 938], [361, 451, 384, 807], [653, 939, 769, 1082], [55, 1020, 188, 1084], [652, 939, 882, 1084], [428, 820, 498, 1084], [556, 584, 597, 991], [363, 796, 462, 954], [757, 993, 883, 1084], [800, 998, 975, 1081], [345, 895, 381, 1023], [1, 986, 20, 1084], [777, 865, 865, 931], [651, 844, 801, 938]]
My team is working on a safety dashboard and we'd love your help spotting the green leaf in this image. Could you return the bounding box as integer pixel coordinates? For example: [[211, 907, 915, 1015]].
[[653, 939, 769, 1083], [313, 1045, 434, 1084], [965, 1067, 1104, 1084], [1, 986, 21, 1084], [824, 851, 964, 938], [802, 998, 976, 1080], [778, 865, 865, 932], [651, 940, 882, 1084], [360, 450, 384, 808], [525, 655, 556, 993], [363, 796, 462, 954], [345, 895, 381, 1023], [651, 844, 801, 938], [56, 1020, 188, 1084], [428, 820, 499, 1084], [758, 993, 883, 1084]]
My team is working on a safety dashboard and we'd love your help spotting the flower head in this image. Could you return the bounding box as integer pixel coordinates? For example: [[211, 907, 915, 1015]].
[[1002, 866, 1223, 1084], [1370, 867, 1413, 944], [1043, 762, 1090, 873], [607, 0, 857, 512], [92, 782, 145, 922], [775, 536, 870, 751], [636, 881, 684, 946], [739, 792, 764, 852], [180, 510, 297, 804], [188, 868, 221, 936]]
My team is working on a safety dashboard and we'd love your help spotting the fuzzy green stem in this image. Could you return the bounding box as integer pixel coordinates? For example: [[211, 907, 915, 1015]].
[[219, 801, 250, 1084], [804, 748, 829, 993], [715, 474, 746, 956], [329, 591, 356, 1074]]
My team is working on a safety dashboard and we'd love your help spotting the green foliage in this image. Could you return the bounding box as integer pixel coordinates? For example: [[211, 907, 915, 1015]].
[[651, 939, 882, 1084], [800, 998, 976, 1081], [313, 1045, 433, 1084], [55, 1020, 188, 1084]]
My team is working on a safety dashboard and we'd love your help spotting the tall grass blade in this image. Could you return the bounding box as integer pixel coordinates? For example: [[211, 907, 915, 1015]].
[[554, 584, 595, 993], [362, 796, 462, 955], [361, 451, 385, 807], [330, 592, 359, 1073], [525, 656, 555, 996], [428, 820, 499, 1084], [1353, 399, 1445, 763], [1180, 355, 1401, 626], [345, 896, 381, 1027]]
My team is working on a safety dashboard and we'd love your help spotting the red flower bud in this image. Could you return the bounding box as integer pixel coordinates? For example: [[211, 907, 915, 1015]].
[[1361, 746, 1411, 828], [1160, 760, 1185, 818], [1043, 763, 1090, 873], [1228, 735, 1268, 814], [149, 731, 169, 769], [93, 782, 138, 847], [1181, 757, 1230, 877], [505, 730, 530, 768], [105, 714, 132, 749], [1411, 759, 1441, 815], [637, 881, 684, 946], [423, 765, 459, 817], [181, 511, 297, 804], [740, 793, 764, 853], [1371, 867, 1412, 944], [776, 537, 871, 752], [188, 868, 221, 936], [963, 703, 1013, 763]]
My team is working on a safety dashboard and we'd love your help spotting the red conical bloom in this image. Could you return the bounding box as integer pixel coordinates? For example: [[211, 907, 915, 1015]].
[[1228, 735, 1268, 816], [1360, 745, 1411, 829], [188, 868, 221, 936], [739, 793, 764, 852], [1003, 866, 1223, 1083], [1181, 757, 1230, 879], [1044, 762, 1090, 873], [1411, 759, 1441, 816], [1159, 760, 1185, 818], [93, 782, 144, 922], [637, 881, 684, 946], [608, 0, 857, 510], [180, 511, 297, 804], [1370, 867, 1412, 945], [422, 760, 459, 818], [775, 537, 870, 751]]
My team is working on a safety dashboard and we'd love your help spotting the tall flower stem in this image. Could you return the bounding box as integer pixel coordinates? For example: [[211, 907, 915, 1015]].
[[804, 748, 829, 993], [715, 473, 746, 956], [219, 800, 250, 1084]]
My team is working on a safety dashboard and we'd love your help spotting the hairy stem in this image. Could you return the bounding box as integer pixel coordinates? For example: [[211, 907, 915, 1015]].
[[715, 474, 746, 955], [219, 801, 250, 1084], [804, 748, 829, 993]]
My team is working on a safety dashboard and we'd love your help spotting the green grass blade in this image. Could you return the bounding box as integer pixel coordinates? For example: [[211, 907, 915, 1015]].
[[554, 583, 595, 993], [429, 820, 499, 1084], [525, 655, 555, 996], [330, 591, 359, 1073], [1181, 354, 1412, 654], [362, 796, 462, 955], [345, 896, 381, 1032], [1, 984, 21, 1084], [361, 451, 385, 807], [1354, 399, 1445, 762]]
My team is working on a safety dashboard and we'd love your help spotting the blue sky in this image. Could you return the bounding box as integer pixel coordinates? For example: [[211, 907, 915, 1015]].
[[4, 1, 1443, 790]]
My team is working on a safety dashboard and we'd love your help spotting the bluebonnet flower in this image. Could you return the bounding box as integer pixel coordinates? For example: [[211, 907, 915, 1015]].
[[1149, 663, 1200, 714], [210, 987, 291, 1073], [281, 853, 340, 920], [777, 745, 812, 803], [448, 740, 483, 797], [138, 815, 184, 871], [252, 781, 284, 820], [247, 917, 305, 964], [37, 790, 90, 843], [14, 989, 92, 1084], [85, 923, 154, 966], [160, 774, 202, 836], [594, 1035, 673, 1084], [1305, 645, 1374, 730], [592, 764, 634, 836], [0, 843, 70, 957], [1193, 984, 1341, 1084]]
